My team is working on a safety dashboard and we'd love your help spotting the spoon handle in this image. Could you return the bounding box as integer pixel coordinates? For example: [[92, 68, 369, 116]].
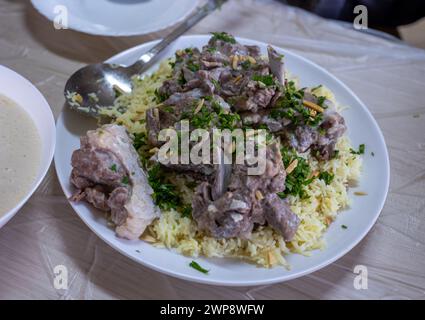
[[134, 0, 225, 70]]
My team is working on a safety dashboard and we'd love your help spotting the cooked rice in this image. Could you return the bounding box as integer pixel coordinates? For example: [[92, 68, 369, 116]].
[[102, 60, 362, 268]]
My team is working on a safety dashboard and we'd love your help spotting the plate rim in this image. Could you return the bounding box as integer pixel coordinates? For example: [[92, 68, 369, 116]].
[[55, 35, 390, 286], [30, 0, 200, 37]]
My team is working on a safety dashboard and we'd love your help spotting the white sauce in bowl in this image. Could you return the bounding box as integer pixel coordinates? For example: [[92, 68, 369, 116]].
[[0, 95, 41, 216]]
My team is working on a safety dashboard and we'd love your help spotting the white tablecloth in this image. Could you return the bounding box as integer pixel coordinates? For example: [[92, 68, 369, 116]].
[[1, 0, 424, 299]]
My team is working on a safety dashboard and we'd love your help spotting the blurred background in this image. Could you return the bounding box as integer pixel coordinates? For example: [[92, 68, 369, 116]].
[[282, 0, 425, 48]]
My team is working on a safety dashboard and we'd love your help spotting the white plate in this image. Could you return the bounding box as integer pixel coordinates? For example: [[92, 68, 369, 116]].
[[0, 66, 56, 229], [31, 0, 199, 37], [55, 35, 390, 286]]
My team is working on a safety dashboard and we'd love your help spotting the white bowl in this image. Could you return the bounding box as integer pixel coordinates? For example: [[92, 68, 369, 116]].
[[31, 0, 199, 37], [55, 36, 390, 286], [0, 66, 56, 229]]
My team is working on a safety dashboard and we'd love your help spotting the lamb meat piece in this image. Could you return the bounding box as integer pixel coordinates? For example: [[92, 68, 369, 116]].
[[145, 108, 163, 147], [70, 124, 160, 240], [246, 45, 262, 60], [157, 79, 182, 99], [160, 163, 215, 177], [211, 147, 233, 201], [267, 46, 285, 85], [82, 186, 110, 211], [145, 89, 205, 146], [263, 194, 300, 241], [208, 38, 251, 57], [192, 182, 253, 239], [228, 143, 286, 195], [233, 80, 276, 113], [192, 143, 298, 239], [240, 109, 291, 133], [185, 70, 216, 95], [107, 187, 130, 226], [219, 73, 250, 98], [157, 48, 202, 97], [313, 111, 347, 160], [164, 88, 204, 108], [287, 125, 319, 153], [200, 50, 230, 69], [212, 94, 232, 113]]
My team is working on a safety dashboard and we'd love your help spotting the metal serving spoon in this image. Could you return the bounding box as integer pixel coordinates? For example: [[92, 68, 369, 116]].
[[64, 0, 226, 118]]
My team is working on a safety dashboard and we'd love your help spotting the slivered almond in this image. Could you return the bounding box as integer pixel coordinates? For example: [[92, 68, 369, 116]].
[[325, 216, 334, 226], [286, 159, 298, 174], [141, 234, 157, 243], [255, 190, 264, 201], [268, 251, 277, 266], [310, 109, 317, 117], [194, 98, 205, 114], [232, 55, 239, 70], [303, 100, 325, 113], [354, 191, 368, 196], [233, 75, 243, 83], [149, 147, 159, 154], [310, 170, 320, 179]]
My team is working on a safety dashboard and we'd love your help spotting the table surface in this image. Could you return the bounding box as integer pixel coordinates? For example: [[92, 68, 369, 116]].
[[1, 0, 424, 300]]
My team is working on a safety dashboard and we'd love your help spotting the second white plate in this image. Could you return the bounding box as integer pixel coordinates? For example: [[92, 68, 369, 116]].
[[31, 0, 199, 36]]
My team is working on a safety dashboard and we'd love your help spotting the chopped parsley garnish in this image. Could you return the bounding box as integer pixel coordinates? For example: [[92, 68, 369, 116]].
[[218, 112, 241, 130], [147, 165, 190, 217], [252, 74, 275, 86], [241, 60, 252, 70], [271, 81, 323, 127], [163, 106, 174, 113], [211, 32, 236, 44], [110, 164, 117, 172], [189, 261, 209, 274], [191, 101, 241, 130], [133, 132, 152, 168], [341, 225, 348, 229], [186, 61, 200, 72], [133, 132, 147, 151], [181, 206, 192, 218], [350, 144, 365, 155], [121, 176, 129, 185], [185, 180, 198, 189], [184, 47, 194, 55], [207, 47, 217, 53], [154, 88, 168, 103], [278, 147, 313, 199], [213, 102, 241, 130], [319, 171, 334, 185], [177, 72, 187, 85], [191, 105, 215, 128], [148, 165, 181, 211], [316, 96, 327, 108], [318, 127, 327, 136], [211, 78, 221, 91]]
